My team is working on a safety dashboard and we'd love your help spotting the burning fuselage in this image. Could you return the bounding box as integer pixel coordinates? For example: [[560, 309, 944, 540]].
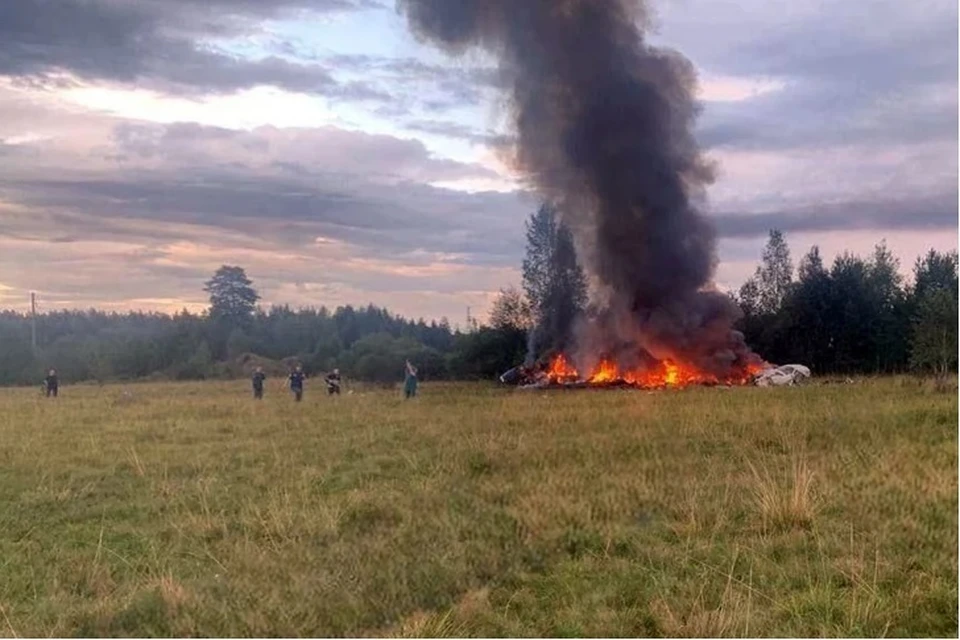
[[539, 353, 763, 389]]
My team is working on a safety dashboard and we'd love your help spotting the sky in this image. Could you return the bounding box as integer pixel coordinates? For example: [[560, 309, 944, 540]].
[[0, 0, 956, 324]]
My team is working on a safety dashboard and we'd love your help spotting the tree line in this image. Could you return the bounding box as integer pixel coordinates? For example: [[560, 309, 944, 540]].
[[0, 300, 508, 386], [0, 205, 955, 386], [734, 231, 957, 377], [0, 204, 572, 387]]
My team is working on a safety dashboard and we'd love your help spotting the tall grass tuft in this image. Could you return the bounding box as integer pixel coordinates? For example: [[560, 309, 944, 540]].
[[651, 561, 753, 638], [747, 455, 817, 532]]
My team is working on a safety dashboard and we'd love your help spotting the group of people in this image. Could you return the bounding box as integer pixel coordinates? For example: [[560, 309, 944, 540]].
[[39, 361, 420, 402], [251, 360, 419, 401]]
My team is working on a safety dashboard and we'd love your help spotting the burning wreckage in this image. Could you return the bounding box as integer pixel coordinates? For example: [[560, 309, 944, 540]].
[[500, 356, 809, 390], [398, 0, 803, 386]]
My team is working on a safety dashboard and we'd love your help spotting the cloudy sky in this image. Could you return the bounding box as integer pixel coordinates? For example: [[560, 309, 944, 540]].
[[0, 0, 956, 323]]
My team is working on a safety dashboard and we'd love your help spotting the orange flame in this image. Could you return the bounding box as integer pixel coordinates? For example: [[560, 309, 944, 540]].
[[664, 362, 679, 386], [545, 354, 763, 388], [546, 353, 579, 382]]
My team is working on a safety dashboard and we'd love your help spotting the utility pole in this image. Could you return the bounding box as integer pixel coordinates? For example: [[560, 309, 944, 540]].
[[30, 291, 37, 353], [466, 306, 478, 333]]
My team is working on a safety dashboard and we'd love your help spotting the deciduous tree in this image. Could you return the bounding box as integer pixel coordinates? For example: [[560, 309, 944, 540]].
[[489, 286, 533, 331], [910, 288, 958, 378], [739, 229, 793, 316]]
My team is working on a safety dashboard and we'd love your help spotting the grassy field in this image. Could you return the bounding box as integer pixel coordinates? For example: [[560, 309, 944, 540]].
[[0, 377, 955, 637]]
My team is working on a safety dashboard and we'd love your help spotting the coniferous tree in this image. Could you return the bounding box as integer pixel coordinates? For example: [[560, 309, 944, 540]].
[[521, 203, 588, 358], [867, 242, 910, 372], [204, 266, 259, 324]]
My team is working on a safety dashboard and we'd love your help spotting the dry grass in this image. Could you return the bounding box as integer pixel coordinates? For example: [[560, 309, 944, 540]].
[[650, 553, 755, 638], [0, 377, 955, 637], [747, 455, 818, 532]]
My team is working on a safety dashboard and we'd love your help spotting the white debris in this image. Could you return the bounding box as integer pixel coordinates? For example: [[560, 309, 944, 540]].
[[754, 364, 811, 387], [517, 372, 552, 390]]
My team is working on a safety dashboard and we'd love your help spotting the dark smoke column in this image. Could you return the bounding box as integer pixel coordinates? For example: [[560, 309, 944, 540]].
[[398, 0, 761, 376]]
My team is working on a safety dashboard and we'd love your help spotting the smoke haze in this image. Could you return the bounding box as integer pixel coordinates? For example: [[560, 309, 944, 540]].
[[398, 0, 761, 376]]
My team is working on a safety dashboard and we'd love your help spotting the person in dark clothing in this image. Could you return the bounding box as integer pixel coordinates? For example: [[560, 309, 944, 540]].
[[403, 360, 418, 399], [324, 368, 341, 395], [252, 366, 266, 399], [44, 369, 59, 398], [288, 364, 306, 402]]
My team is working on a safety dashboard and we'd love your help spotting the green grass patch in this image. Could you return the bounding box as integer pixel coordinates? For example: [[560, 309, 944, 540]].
[[0, 378, 955, 636]]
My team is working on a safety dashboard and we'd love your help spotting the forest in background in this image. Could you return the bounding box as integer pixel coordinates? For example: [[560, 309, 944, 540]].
[[1, 205, 956, 386]]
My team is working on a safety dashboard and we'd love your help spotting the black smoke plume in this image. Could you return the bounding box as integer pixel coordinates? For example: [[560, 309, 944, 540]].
[[398, 0, 762, 377]]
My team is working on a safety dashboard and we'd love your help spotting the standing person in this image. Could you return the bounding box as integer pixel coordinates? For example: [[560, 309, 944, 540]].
[[288, 364, 306, 402], [403, 360, 418, 399], [251, 366, 266, 400], [324, 368, 342, 396], [44, 368, 59, 398]]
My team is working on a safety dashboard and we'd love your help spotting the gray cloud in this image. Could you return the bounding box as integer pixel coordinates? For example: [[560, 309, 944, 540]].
[[3, 172, 525, 258], [403, 119, 511, 147], [698, 83, 957, 152], [0, 93, 952, 269], [713, 191, 958, 239], [320, 54, 501, 117], [1, 0, 957, 315], [0, 108, 528, 315], [102, 120, 504, 188], [327, 54, 498, 88], [665, 0, 959, 155], [714, 7, 955, 88], [0, 0, 386, 98], [3, 116, 952, 286], [0, 109, 528, 267]]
